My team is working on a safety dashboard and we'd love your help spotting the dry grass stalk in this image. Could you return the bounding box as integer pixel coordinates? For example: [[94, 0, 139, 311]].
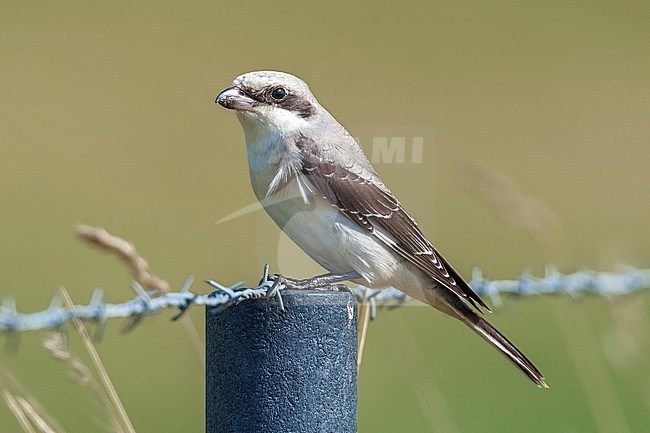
[[75, 224, 205, 366], [1, 388, 36, 433], [43, 333, 94, 387], [59, 287, 136, 433], [356, 288, 371, 369], [0, 369, 65, 433], [16, 397, 58, 433], [42, 332, 123, 432], [553, 304, 632, 433], [180, 315, 206, 369], [75, 224, 170, 293], [452, 158, 562, 246], [382, 314, 460, 433]]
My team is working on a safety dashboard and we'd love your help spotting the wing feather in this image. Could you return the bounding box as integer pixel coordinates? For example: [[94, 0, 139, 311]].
[[299, 145, 490, 312]]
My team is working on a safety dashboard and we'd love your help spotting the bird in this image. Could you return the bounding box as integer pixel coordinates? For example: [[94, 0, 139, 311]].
[[216, 70, 548, 388]]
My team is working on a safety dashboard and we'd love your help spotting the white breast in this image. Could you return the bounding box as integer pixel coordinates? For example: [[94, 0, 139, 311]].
[[266, 177, 404, 285], [239, 113, 405, 287]]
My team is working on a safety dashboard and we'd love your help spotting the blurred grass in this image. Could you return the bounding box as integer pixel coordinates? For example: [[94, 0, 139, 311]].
[[1, 0, 649, 432]]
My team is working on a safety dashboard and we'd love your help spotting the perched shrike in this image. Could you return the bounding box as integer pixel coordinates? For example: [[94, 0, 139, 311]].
[[216, 71, 547, 388]]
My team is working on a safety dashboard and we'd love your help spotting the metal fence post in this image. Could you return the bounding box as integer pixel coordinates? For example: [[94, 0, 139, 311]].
[[206, 289, 358, 433]]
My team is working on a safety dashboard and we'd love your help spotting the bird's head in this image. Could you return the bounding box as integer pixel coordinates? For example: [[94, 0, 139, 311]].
[[216, 71, 319, 136]]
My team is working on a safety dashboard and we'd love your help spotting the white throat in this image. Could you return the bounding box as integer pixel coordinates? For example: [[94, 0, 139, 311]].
[[237, 110, 310, 204]]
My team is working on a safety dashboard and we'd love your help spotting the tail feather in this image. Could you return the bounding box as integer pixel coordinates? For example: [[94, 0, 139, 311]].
[[446, 293, 548, 388], [469, 316, 548, 388]]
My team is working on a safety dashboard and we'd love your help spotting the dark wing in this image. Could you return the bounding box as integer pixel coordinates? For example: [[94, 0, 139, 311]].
[[300, 149, 490, 313]]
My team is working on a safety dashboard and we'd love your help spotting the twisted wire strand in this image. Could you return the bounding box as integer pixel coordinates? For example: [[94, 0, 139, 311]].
[[1, 265, 648, 333]]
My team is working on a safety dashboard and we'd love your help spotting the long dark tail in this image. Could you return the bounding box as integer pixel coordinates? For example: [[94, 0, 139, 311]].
[[446, 293, 548, 388]]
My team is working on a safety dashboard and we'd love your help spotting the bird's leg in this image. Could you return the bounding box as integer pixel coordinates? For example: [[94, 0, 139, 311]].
[[269, 271, 361, 291]]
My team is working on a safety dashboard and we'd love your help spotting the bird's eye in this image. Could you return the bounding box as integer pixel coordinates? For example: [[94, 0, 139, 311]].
[[271, 87, 287, 100]]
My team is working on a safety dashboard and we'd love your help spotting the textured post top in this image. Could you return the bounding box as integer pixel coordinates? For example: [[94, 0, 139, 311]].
[[206, 289, 358, 433]]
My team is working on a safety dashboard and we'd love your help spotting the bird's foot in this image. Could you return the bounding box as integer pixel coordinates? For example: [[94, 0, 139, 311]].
[[265, 271, 361, 292]]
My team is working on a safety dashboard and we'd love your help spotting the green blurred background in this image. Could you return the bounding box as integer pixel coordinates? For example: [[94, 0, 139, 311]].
[[1, 1, 649, 432]]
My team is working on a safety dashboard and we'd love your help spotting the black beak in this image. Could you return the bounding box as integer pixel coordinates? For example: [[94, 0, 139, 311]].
[[215, 86, 256, 111]]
